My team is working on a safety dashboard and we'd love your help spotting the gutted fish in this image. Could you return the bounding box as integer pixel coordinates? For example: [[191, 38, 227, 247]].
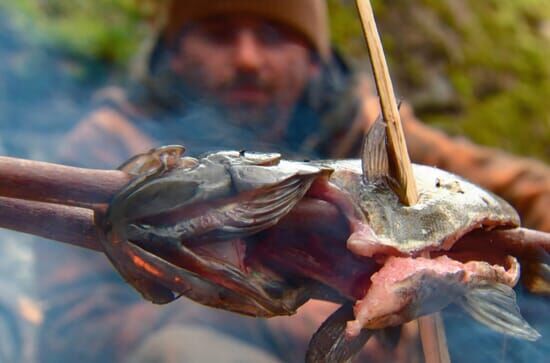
[[97, 122, 547, 362]]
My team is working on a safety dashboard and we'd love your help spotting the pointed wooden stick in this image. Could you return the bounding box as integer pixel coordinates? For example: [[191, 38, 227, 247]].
[[355, 0, 418, 206], [355, 1, 449, 362]]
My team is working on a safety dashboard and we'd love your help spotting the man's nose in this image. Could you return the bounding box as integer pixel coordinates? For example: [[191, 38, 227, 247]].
[[233, 31, 263, 72]]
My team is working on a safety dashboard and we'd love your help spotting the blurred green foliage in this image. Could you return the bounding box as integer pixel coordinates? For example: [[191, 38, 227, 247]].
[[328, 0, 550, 162], [1, 0, 549, 162], [0, 0, 156, 64]]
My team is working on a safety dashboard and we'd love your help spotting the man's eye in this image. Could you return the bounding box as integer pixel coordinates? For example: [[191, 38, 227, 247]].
[[195, 23, 286, 46], [200, 28, 236, 44], [256, 24, 285, 45]]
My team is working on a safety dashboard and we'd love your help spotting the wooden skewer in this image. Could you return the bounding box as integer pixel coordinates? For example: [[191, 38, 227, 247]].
[[355, 0, 418, 206], [354, 1, 449, 362]]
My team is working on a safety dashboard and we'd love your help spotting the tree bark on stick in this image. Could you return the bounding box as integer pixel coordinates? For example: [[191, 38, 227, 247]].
[[0, 196, 100, 251], [0, 156, 130, 208]]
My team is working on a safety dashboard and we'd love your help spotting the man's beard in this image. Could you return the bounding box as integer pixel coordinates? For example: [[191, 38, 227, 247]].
[[153, 68, 292, 141], [211, 73, 281, 125], [223, 101, 279, 125], [193, 74, 290, 138]]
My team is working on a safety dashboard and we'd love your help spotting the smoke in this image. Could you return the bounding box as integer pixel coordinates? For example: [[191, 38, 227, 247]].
[[0, 6, 123, 161], [0, 5, 549, 363], [0, 8, 115, 363], [0, 7, 318, 362]]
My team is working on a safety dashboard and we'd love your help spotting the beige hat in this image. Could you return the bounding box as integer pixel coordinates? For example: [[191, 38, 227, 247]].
[[163, 0, 330, 60]]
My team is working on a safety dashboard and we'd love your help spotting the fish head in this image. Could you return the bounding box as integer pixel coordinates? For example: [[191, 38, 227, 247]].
[[98, 146, 333, 316]]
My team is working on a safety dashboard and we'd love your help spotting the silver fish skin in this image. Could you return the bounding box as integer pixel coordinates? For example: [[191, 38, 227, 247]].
[[315, 159, 520, 257]]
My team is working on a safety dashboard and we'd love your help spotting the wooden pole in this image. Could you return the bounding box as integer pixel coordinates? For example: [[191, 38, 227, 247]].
[[354, 1, 448, 362], [0, 196, 101, 251], [0, 156, 131, 208]]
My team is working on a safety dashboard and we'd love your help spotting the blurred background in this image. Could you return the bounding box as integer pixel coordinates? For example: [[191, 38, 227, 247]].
[[0, 0, 548, 362], [0, 0, 548, 162]]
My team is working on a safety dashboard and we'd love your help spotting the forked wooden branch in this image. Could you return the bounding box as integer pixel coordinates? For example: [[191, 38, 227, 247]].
[[0, 154, 548, 363], [354, 1, 448, 362]]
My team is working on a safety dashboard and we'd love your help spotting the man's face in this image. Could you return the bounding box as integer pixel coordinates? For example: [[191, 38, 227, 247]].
[[170, 16, 319, 128]]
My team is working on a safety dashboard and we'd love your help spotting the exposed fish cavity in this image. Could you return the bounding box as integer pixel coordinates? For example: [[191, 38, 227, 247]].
[[300, 175, 538, 341]]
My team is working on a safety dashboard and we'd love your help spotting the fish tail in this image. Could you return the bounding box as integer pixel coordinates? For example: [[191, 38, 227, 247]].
[[458, 283, 540, 341]]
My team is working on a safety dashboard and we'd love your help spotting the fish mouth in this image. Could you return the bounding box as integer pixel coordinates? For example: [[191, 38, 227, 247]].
[[247, 176, 525, 298], [301, 177, 523, 285]]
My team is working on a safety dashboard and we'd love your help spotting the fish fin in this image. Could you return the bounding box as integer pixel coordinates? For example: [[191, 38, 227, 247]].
[[118, 145, 186, 176], [124, 176, 315, 242], [111, 261, 176, 304], [306, 302, 373, 363], [102, 227, 283, 315], [130, 233, 297, 315], [96, 211, 178, 305], [361, 115, 399, 190], [361, 115, 389, 183], [126, 274, 177, 304], [375, 325, 402, 350], [101, 241, 177, 304], [122, 179, 199, 221], [215, 176, 317, 239], [118, 152, 160, 175], [458, 283, 541, 341], [521, 250, 550, 295]]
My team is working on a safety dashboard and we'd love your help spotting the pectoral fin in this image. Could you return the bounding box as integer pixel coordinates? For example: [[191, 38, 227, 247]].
[[113, 261, 177, 304], [135, 173, 320, 242], [458, 283, 541, 341], [97, 227, 179, 304], [218, 175, 317, 238], [306, 302, 373, 363]]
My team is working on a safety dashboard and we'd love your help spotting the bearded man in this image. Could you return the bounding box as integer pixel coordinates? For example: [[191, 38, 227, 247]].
[[38, 1, 549, 362]]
